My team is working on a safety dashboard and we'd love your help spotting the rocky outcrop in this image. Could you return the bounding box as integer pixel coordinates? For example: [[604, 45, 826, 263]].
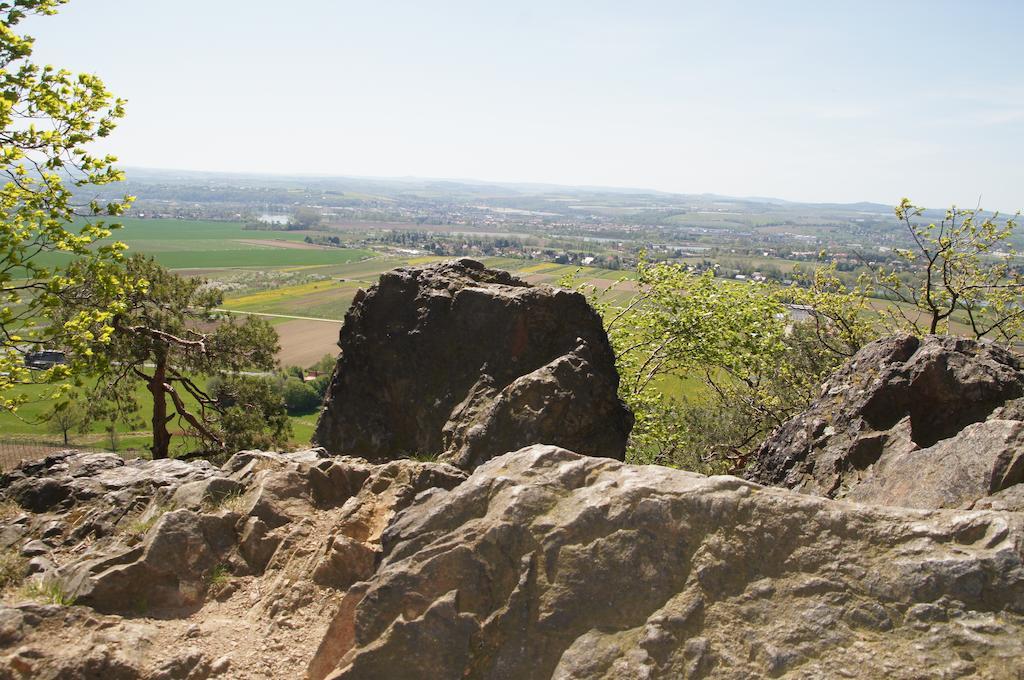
[[3, 437, 1024, 678], [5, 331, 1024, 678], [312, 259, 632, 468], [0, 449, 465, 678], [312, 445, 1024, 680], [746, 334, 1024, 509]]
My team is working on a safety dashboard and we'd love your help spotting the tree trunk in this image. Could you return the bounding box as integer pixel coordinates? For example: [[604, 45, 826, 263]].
[[149, 355, 171, 460], [62, 428, 68, 446]]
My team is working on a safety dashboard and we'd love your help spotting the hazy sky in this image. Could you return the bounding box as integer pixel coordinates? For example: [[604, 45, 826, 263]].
[[24, 0, 1024, 210]]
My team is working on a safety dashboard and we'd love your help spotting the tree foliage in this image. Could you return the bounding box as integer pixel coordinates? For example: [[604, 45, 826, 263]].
[[0, 0, 133, 410], [865, 199, 1024, 343], [66, 255, 285, 459], [210, 375, 290, 453], [279, 376, 320, 415], [572, 257, 851, 471], [576, 197, 1024, 474]]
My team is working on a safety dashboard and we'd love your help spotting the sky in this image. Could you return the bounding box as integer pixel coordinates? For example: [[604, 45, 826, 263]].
[[23, 0, 1024, 210]]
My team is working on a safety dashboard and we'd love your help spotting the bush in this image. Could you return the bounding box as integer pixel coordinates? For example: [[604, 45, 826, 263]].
[[309, 374, 331, 400], [212, 375, 291, 451], [280, 377, 321, 415], [570, 257, 853, 472]]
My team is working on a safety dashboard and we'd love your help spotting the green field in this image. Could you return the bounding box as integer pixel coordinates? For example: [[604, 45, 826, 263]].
[[29, 218, 376, 271], [0, 216, 831, 463], [0, 375, 324, 459]]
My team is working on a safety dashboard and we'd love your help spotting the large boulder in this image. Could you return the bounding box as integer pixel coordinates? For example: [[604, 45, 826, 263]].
[[746, 334, 1024, 509], [310, 445, 1024, 679], [312, 259, 632, 468]]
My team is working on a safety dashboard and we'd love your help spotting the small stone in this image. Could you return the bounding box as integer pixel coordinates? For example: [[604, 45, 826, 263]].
[[210, 655, 231, 675], [19, 540, 48, 557], [26, 556, 53, 576]]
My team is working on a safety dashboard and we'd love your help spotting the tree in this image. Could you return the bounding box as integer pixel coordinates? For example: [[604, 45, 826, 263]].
[[782, 262, 878, 357], [67, 255, 283, 459], [279, 376, 320, 415], [866, 199, 1024, 343], [210, 375, 290, 453], [0, 1, 133, 411], [309, 353, 336, 375], [45, 397, 86, 446], [290, 207, 322, 229], [570, 257, 849, 471]]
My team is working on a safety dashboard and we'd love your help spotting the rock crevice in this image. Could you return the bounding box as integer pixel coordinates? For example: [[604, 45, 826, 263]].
[[747, 334, 1024, 509]]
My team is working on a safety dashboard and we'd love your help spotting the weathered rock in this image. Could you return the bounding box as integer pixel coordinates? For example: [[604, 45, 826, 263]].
[[0, 448, 471, 678], [168, 477, 246, 511], [440, 340, 630, 470], [0, 604, 151, 680], [311, 445, 1024, 680], [312, 259, 632, 467], [310, 459, 466, 591], [0, 452, 222, 545], [311, 534, 378, 591], [747, 334, 1024, 508], [62, 508, 237, 612]]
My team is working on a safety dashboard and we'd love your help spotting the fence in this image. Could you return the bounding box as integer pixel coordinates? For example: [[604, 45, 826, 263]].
[[0, 438, 143, 472]]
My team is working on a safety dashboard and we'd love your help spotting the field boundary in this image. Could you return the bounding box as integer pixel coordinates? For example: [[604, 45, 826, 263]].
[[0, 438, 144, 471], [216, 309, 343, 323]]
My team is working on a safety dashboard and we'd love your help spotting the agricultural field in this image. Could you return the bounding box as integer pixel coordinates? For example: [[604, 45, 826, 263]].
[[31, 218, 376, 271], [1, 216, 900, 464]]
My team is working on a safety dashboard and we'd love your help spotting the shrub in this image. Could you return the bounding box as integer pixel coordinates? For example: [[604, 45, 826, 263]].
[[280, 377, 321, 415]]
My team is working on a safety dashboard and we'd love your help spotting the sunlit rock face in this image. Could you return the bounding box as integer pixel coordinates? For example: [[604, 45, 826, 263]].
[[748, 334, 1024, 510], [311, 445, 1024, 680]]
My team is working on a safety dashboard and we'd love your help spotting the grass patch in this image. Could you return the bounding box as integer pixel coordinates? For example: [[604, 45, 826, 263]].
[[404, 451, 440, 463], [0, 549, 28, 590], [0, 500, 24, 521], [120, 504, 171, 541], [203, 489, 248, 514], [21, 577, 75, 605], [206, 563, 232, 597]]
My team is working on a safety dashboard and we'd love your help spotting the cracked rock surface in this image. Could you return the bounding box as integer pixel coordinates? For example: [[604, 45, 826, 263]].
[[312, 445, 1024, 680], [747, 334, 1024, 509]]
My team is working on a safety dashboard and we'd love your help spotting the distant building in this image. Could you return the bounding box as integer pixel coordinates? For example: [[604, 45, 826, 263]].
[[781, 304, 814, 322], [25, 350, 66, 369]]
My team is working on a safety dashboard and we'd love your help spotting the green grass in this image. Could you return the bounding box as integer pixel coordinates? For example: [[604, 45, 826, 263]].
[[153, 249, 375, 270], [21, 578, 76, 605], [26, 218, 377, 271], [107, 218, 314, 244], [0, 374, 319, 458], [120, 505, 171, 541], [206, 563, 232, 597]]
